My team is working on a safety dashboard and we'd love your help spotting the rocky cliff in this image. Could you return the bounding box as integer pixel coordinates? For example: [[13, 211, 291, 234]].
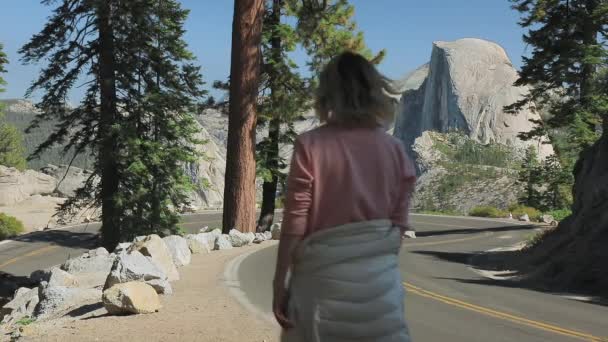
[[2, 100, 95, 170], [411, 131, 521, 213], [1, 100, 229, 209], [514, 134, 608, 295], [394, 38, 553, 162]]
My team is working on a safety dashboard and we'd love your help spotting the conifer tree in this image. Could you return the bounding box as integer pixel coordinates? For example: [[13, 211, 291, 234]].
[[0, 43, 27, 170], [518, 146, 543, 209], [507, 0, 607, 155], [21, 0, 204, 248], [256, 0, 386, 231]]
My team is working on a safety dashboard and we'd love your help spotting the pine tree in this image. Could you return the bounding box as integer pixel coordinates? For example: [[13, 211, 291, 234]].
[[256, 0, 386, 231], [518, 146, 543, 208], [256, 0, 308, 231], [21, 0, 205, 248], [223, 0, 265, 234], [0, 43, 27, 171], [540, 154, 573, 210], [507, 0, 608, 154], [113, 0, 205, 239]]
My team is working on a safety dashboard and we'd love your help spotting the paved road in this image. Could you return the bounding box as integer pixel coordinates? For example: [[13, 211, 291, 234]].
[[0, 211, 279, 280], [236, 215, 608, 342]]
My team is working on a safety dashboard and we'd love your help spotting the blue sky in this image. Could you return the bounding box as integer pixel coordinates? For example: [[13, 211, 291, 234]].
[[0, 0, 528, 101]]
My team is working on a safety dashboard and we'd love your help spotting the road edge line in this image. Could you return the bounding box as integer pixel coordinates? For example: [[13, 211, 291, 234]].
[[222, 243, 277, 326]]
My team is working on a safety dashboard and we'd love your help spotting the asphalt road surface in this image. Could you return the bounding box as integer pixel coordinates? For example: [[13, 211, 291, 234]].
[[0, 210, 280, 279], [1, 213, 607, 341], [237, 215, 608, 342]]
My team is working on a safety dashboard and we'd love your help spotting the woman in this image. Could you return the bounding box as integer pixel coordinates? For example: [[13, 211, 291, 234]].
[[273, 51, 416, 342]]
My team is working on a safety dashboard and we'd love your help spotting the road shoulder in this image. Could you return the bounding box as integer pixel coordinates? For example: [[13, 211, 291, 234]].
[[19, 243, 281, 342]]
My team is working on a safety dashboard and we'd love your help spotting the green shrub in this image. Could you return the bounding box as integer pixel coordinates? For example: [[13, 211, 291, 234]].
[[0, 213, 25, 240], [545, 209, 572, 222], [469, 206, 508, 218], [417, 210, 462, 216], [453, 139, 512, 168], [508, 205, 542, 221]]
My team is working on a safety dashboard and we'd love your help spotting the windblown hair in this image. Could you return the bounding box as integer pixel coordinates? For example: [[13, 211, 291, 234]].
[[314, 51, 398, 127]]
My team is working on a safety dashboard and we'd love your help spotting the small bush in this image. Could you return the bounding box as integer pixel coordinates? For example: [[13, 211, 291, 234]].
[[469, 206, 508, 218], [508, 205, 542, 221], [16, 316, 35, 326], [0, 213, 25, 240], [545, 209, 572, 222]]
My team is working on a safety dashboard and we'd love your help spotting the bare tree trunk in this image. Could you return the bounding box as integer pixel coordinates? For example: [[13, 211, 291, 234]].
[[223, 0, 264, 233], [97, 0, 121, 250], [257, 0, 282, 232]]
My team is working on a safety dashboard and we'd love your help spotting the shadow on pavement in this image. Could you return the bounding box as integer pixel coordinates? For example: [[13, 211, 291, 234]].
[[9, 229, 99, 249], [415, 224, 536, 238], [412, 250, 608, 307]]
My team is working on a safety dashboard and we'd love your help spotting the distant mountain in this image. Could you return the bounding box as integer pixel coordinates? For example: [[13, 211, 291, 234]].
[[1, 99, 95, 170], [393, 38, 553, 161]]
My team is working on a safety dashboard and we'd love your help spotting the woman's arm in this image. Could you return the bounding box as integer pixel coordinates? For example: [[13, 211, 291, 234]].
[[272, 138, 313, 328], [391, 146, 416, 245], [273, 234, 302, 290]]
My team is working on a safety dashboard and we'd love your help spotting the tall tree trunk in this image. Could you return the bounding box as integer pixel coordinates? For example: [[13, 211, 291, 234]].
[[257, 0, 282, 232], [223, 0, 264, 233], [97, 0, 121, 250], [258, 118, 281, 231]]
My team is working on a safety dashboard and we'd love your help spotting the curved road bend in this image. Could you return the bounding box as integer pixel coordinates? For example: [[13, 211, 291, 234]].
[[236, 215, 608, 342], [0, 211, 283, 280]]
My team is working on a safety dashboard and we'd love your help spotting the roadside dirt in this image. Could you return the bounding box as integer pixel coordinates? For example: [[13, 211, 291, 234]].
[[18, 243, 281, 342]]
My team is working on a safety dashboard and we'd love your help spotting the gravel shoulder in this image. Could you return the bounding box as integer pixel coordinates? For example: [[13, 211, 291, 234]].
[[19, 243, 281, 342]]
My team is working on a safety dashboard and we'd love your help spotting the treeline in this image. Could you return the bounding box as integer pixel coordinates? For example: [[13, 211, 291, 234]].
[[0, 0, 383, 250]]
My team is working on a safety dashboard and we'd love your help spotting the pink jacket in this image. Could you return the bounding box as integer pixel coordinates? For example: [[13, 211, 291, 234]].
[[281, 124, 416, 237]]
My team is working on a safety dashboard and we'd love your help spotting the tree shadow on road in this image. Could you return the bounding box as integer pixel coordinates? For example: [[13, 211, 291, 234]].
[[415, 224, 537, 238], [7, 229, 99, 249], [412, 250, 608, 308]]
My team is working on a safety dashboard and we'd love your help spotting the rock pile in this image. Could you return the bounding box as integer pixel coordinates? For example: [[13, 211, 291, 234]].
[[0, 226, 275, 328]]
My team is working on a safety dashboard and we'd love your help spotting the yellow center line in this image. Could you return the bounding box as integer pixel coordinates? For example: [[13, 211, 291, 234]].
[[0, 245, 59, 269], [405, 232, 492, 247], [404, 282, 606, 341]]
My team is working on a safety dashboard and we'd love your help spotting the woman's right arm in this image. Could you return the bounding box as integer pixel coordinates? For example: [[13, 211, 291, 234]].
[[391, 147, 416, 240]]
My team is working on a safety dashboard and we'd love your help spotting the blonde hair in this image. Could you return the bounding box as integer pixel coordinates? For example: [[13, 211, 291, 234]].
[[314, 51, 397, 127]]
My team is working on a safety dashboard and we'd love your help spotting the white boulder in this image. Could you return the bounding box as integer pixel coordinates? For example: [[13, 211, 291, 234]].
[[47, 267, 78, 288], [228, 229, 255, 247], [185, 234, 211, 254], [542, 214, 555, 224], [61, 248, 115, 275], [519, 213, 531, 222], [0, 165, 57, 206], [162, 235, 192, 267], [214, 234, 233, 250], [34, 283, 101, 319], [0, 287, 39, 324], [129, 235, 179, 281], [104, 251, 172, 295], [102, 282, 161, 315]]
